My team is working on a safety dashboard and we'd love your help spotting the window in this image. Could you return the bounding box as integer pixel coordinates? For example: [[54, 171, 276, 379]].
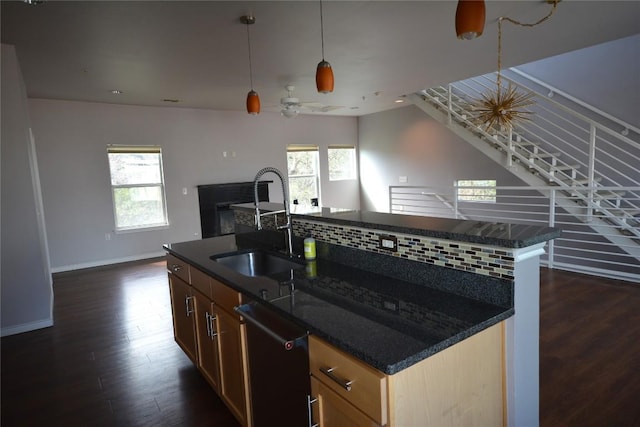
[[456, 179, 497, 202], [107, 146, 169, 231], [328, 145, 357, 181], [286, 145, 320, 207]]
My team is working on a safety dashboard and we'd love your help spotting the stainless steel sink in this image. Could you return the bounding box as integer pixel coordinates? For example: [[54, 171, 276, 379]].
[[211, 249, 304, 277]]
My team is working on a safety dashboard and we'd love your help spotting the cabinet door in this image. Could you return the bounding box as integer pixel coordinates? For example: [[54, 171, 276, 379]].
[[217, 308, 250, 427], [311, 377, 381, 427], [194, 290, 221, 393], [168, 274, 197, 364]]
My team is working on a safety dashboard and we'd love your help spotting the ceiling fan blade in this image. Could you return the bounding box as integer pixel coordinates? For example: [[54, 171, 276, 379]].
[[310, 105, 345, 113]]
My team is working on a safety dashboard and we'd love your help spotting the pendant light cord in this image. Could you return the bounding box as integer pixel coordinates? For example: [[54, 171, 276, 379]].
[[496, 1, 558, 89], [246, 21, 254, 90], [320, 0, 326, 60]]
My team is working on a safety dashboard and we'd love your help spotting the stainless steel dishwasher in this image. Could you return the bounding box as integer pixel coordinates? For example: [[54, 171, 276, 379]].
[[235, 300, 310, 427]]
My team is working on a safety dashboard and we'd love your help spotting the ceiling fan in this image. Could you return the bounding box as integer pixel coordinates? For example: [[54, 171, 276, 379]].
[[278, 85, 343, 118]]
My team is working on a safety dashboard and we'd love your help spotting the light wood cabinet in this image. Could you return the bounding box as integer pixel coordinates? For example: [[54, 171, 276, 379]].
[[167, 254, 251, 427], [311, 376, 381, 427], [194, 288, 221, 392], [217, 306, 250, 427], [309, 336, 387, 425], [310, 322, 505, 427], [168, 273, 198, 364]]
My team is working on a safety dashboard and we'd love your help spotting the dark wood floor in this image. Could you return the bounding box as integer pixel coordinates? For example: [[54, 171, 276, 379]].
[[2, 260, 638, 426], [1, 258, 240, 427], [539, 268, 640, 427]]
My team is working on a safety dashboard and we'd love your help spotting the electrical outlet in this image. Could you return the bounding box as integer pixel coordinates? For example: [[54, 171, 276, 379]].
[[378, 234, 398, 251], [399, 176, 408, 183]]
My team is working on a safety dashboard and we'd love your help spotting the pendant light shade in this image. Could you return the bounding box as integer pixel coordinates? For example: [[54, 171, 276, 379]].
[[315, 0, 334, 93], [455, 0, 486, 40], [316, 60, 334, 94], [241, 15, 260, 115], [246, 90, 260, 115]]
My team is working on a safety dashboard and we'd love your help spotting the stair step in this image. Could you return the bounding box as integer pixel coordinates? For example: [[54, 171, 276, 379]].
[[595, 191, 626, 200], [570, 177, 603, 186], [530, 152, 561, 159], [607, 209, 639, 218], [526, 152, 561, 167], [552, 164, 579, 171], [515, 140, 538, 147]]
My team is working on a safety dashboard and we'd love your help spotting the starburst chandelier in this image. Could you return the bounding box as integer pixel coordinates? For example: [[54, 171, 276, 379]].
[[470, 1, 559, 131]]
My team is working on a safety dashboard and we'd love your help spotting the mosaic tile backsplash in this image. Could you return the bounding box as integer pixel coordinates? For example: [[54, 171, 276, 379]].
[[234, 210, 515, 279]]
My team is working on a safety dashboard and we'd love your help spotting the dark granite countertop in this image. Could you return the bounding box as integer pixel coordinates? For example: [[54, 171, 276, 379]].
[[232, 203, 561, 248], [163, 235, 513, 375]]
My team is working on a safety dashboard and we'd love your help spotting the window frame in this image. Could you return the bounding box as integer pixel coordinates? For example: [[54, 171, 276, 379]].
[[456, 179, 497, 203], [107, 145, 169, 233], [328, 144, 357, 181]]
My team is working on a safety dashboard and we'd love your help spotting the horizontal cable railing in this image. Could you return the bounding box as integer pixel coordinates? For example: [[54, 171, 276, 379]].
[[390, 185, 640, 283]]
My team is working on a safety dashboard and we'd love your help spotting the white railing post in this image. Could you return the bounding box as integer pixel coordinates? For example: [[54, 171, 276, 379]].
[[447, 84, 453, 125], [547, 189, 556, 269], [453, 182, 459, 218], [507, 126, 514, 168], [587, 124, 597, 222]]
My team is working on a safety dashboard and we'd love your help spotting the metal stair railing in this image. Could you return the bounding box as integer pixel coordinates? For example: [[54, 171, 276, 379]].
[[414, 72, 640, 240]]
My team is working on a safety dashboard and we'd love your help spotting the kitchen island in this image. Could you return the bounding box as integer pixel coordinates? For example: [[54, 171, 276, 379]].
[[165, 207, 560, 426]]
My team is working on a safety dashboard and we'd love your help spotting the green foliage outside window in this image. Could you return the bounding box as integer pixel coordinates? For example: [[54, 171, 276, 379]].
[[287, 147, 319, 207], [328, 146, 356, 181], [456, 179, 497, 202], [108, 147, 168, 230]]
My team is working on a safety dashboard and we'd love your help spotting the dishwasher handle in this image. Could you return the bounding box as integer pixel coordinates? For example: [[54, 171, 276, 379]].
[[235, 303, 307, 351]]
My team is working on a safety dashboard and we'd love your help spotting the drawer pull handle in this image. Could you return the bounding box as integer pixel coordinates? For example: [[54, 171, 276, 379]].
[[307, 395, 319, 427], [205, 312, 212, 337], [185, 295, 194, 316], [208, 314, 218, 339], [234, 303, 307, 351], [320, 367, 353, 391], [171, 264, 182, 273]]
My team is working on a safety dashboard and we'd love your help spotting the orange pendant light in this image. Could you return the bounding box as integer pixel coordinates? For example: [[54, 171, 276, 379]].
[[246, 90, 260, 115], [315, 1, 334, 93], [241, 15, 260, 115], [316, 60, 334, 94], [455, 0, 486, 40]]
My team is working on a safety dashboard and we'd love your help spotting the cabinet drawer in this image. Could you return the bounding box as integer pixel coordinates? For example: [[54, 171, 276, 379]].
[[211, 277, 242, 314], [309, 336, 387, 425], [191, 267, 212, 299], [311, 377, 381, 427], [166, 253, 190, 283]]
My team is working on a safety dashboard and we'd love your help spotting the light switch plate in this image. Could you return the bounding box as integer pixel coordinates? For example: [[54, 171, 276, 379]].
[[378, 234, 398, 251]]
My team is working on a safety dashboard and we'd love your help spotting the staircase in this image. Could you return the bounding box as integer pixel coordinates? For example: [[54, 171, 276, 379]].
[[407, 70, 640, 262]]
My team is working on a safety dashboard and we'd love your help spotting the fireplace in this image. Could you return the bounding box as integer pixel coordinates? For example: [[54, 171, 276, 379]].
[[197, 181, 271, 238]]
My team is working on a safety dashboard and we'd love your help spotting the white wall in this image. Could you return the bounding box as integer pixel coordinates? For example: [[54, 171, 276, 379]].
[[357, 105, 528, 212], [28, 99, 358, 271], [517, 34, 640, 128], [1, 45, 53, 336]]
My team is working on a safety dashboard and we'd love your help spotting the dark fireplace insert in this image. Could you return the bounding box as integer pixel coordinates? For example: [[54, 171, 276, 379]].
[[197, 181, 271, 238]]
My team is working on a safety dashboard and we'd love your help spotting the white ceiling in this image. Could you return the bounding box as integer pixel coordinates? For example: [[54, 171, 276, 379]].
[[2, 1, 638, 117]]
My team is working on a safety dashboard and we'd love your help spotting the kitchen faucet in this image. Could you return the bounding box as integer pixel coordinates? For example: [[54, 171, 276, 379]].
[[253, 167, 293, 256]]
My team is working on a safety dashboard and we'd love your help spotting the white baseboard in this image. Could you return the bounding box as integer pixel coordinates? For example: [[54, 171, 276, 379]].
[[1, 318, 53, 337], [50, 251, 166, 273]]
